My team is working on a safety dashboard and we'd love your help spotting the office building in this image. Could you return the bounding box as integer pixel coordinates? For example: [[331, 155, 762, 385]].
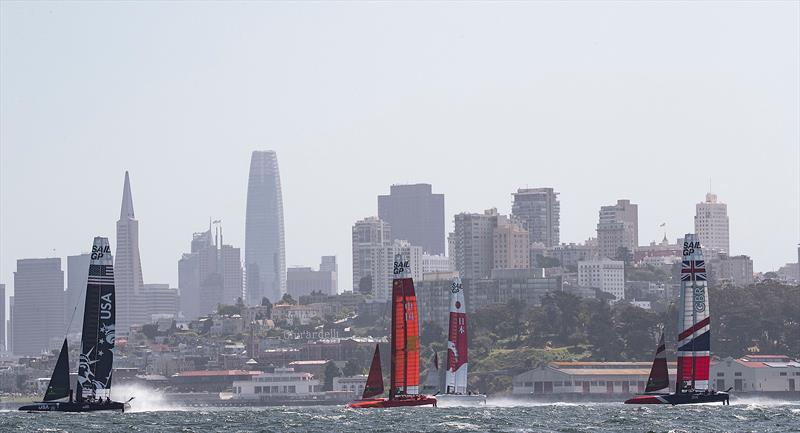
[[245, 150, 286, 304], [578, 259, 625, 301], [695, 192, 730, 254], [378, 184, 445, 255], [12, 258, 64, 356], [116, 171, 147, 335], [511, 188, 560, 247], [352, 217, 391, 294], [597, 199, 638, 259]]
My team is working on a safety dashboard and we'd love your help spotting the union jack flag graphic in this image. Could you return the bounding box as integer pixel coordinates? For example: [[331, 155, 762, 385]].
[[681, 260, 706, 282]]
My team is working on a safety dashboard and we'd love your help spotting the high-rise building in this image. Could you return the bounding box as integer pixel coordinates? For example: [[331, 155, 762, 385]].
[[450, 209, 497, 281], [421, 254, 452, 274], [65, 253, 90, 329], [7, 296, 12, 353], [245, 150, 286, 305], [577, 259, 625, 301], [287, 266, 337, 298], [319, 256, 338, 293], [597, 199, 639, 259], [695, 192, 730, 254], [0, 284, 5, 352], [707, 253, 754, 287], [12, 258, 64, 355], [511, 188, 560, 247], [352, 217, 391, 294], [372, 240, 423, 302], [179, 226, 243, 319], [378, 184, 445, 255], [141, 284, 180, 321], [116, 171, 147, 335], [492, 215, 530, 271]]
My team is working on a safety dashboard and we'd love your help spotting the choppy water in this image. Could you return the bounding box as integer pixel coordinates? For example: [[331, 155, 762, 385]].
[[1, 400, 799, 433]]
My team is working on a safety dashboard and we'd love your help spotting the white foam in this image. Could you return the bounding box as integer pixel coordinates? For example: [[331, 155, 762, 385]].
[[110, 384, 184, 412]]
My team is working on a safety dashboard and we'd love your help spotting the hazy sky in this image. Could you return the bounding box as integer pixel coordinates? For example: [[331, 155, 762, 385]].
[[1, 2, 798, 305]]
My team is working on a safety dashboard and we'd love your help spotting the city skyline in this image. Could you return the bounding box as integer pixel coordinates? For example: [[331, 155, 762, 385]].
[[1, 2, 798, 304]]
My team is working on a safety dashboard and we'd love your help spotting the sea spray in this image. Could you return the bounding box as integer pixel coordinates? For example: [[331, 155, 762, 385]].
[[110, 383, 184, 412]]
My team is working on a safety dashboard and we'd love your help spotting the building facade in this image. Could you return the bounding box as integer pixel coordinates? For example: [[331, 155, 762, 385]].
[[378, 183, 445, 255], [511, 187, 560, 247], [492, 215, 530, 271], [116, 171, 147, 335], [287, 267, 337, 298], [695, 192, 730, 254], [140, 284, 180, 321], [597, 199, 638, 259], [232, 367, 322, 400], [12, 258, 64, 356], [351, 217, 392, 294], [245, 150, 286, 305], [179, 226, 243, 319], [421, 254, 452, 274], [513, 361, 677, 396], [450, 209, 498, 281], [708, 253, 754, 286], [578, 259, 625, 301], [712, 355, 800, 393], [0, 284, 5, 352], [65, 253, 90, 329], [319, 256, 338, 293]]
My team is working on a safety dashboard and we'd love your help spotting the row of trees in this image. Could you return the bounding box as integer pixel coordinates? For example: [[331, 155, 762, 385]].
[[455, 281, 799, 363]]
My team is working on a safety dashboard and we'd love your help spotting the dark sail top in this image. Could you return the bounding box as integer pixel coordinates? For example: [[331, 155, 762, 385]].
[[43, 339, 71, 402], [644, 332, 670, 393], [77, 237, 116, 400], [362, 345, 384, 399]]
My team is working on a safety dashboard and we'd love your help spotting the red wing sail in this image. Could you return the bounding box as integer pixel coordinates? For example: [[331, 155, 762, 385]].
[[362, 344, 384, 399], [390, 277, 421, 398], [644, 333, 670, 393]]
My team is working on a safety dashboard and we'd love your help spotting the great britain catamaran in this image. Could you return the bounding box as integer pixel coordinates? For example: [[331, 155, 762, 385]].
[[436, 277, 485, 405], [347, 255, 437, 408], [625, 234, 730, 405], [20, 237, 132, 413]]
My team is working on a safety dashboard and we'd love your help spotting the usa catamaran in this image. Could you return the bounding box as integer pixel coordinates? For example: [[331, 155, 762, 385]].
[[20, 237, 132, 412], [347, 255, 437, 408], [436, 277, 485, 405], [625, 234, 730, 405]]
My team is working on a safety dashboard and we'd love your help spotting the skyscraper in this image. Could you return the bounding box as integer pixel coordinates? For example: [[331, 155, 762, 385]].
[[511, 188, 560, 247], [597, 199, 639, 259], [65, 253, 90, 328], [179, 225, 243, 319], [319, 255, 338, 293], [378, 184, 445, 255], [245, 150, 286, 305], [695, 192, 730, 254], [352, 217, 391, 294], [116, 171, 146, 335], [0, 284, 5, 352], [449, 209, 498, 281], [12, 258, 64, 356]]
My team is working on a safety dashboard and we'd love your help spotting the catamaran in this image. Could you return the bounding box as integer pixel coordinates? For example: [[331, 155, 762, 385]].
[[436, 277, 486, 405], [20, 237, 132, 412], [625, 234, 730, 405], [347, 255, 437, 408]]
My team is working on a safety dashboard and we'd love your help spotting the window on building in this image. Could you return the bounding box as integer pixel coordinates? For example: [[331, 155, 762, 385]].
[[734, 372, 742, 377], [780, 372, 787, 376], [717, 372, 724, 377], [255, 386, 262, 394]]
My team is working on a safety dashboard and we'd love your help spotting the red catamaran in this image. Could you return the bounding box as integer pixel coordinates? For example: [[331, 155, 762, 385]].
[[625, 234, 730, 405], [347, 255, 437, 408]]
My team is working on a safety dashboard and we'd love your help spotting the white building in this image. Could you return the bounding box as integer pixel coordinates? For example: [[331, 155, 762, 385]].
[[352, 216, 392, 294], [513, 361, 676, 396], [578, 259, 625, 301], [232, 367, 322, 400], [271, 303, 327, 326], [421, 254, 452, 274], [597, 199, 638, 259], [711, 355, 800, 393], [334, 375, 368, 397], [695, 192, 730, 254]]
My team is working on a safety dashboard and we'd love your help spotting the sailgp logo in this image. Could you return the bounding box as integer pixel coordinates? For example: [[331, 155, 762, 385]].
[[451, 281, 462, 294], [91, 244, 111, 260]]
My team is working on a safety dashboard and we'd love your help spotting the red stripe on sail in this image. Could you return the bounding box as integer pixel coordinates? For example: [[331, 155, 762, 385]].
[[447, 312, 468, 372], [679, 317, 710, 341]]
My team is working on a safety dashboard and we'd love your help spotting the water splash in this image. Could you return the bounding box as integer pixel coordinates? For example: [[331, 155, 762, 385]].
[[110, 384, 184, 412]]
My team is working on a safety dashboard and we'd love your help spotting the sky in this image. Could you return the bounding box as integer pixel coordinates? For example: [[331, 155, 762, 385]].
[[1, 2, 798, 309]]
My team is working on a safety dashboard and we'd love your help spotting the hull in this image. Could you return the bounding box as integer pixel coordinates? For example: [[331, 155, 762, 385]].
[[347, 395, 437, 409], [435, 393, 487, 406], [19, 400, 130, 412], [624, 391, 730, 405]]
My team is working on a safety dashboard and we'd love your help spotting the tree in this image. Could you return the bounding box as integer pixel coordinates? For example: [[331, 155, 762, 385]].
[[342, 359, 362, 377], [615, 247, 633, 265], [421, 320, 445, 347], [280, 293, 297, 305], [323, 361, 341, 391], [217, 304, 241, 316], [587, 300, 621, 360], [358, 275, 372, 295]]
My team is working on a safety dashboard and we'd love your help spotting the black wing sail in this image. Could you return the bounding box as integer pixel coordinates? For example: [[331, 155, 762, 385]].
[[77, 237, 116, 400], [43, 339, 71, 402]]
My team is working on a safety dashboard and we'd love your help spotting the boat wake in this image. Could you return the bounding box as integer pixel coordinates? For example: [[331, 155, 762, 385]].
[[110, 384, 184, 412]]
